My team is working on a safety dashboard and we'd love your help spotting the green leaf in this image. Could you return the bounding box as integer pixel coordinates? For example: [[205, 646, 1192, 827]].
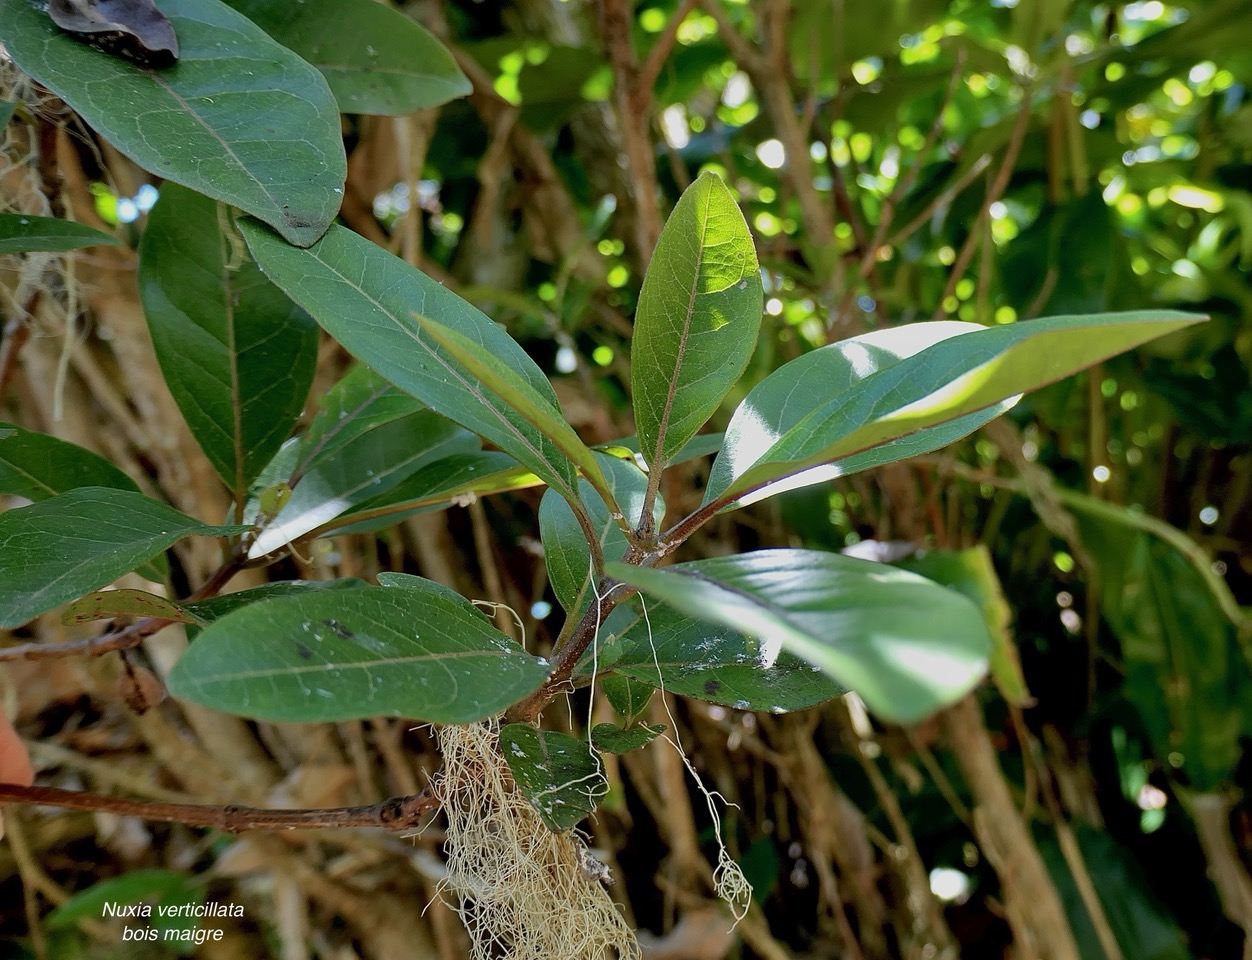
[[249, 410, 478, 557], [607, 549, 993, 724], [45, 870, 193, 930], [61, 588, 196, 625], [601, 673, 654, 724], [183, 578, 367, 625], [292, 365, 426, 483], [413, 313, 611, 506], [222, 0, 470, 115], [896, 545, 1032, 707], [591, 722, 662, 754], [0, 421, 139, 500], [539, 452, 660, 613], [587, 601, 846, 714], [240, 220, 582, 501], [498, 724, 606, 832], [0, 101, 14, 128], [0, 213, 120, 255], [632, 171, 762, 470], [0, 0, 346, 246], [0, 488, 241, 629], [168, 583, 549, 724], [709, 311, 1206, 507], [1065, 494, 1252, 791], [707, 321, 1015, 506], [326, 451, 540, 535], [139, 184, 318, 495]]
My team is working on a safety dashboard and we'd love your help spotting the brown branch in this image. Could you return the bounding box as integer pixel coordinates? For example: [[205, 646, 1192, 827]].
[[932, 93, 1034, 320], [637, 0, 700, 95], [0, 783, 438, 833], [0, 289, 42, 399], [601, 0, 663, 262], [699, 0, 764, 73]]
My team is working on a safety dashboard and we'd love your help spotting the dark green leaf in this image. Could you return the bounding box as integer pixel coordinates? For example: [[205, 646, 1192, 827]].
[[601, 673, 654, 724], [61, 588, 196, 625], [607, 549, 993, 724], [0, 421, 139, 500], [139, 184, 318, 495], [168, 583, 549, 724], [589, 601, 846, 714], [1066, 494, 1252, 790], [632, 171, 762, 469], [0, 213, 119, 254], [183, 578, 367, 625], [292, 365, 426, 483], [222, 0, 470, 114], [498, 724, 606, 832], [240, 221, 582, 501], [590, 722, 662, 754], [0, 487, 241, 629], [709, 311, 1205, 507], [0, 101, 14, 127], [539, 452, 659, 613], [0, 0, 346, 246], [249, 410, 478, 557]]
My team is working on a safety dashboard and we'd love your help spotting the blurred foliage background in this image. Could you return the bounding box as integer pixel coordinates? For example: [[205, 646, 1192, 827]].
[[2, 0, 1251, 958]]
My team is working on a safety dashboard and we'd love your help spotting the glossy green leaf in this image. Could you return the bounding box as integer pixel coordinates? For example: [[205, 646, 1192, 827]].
[[0, 421, 139, 500], [0, 213, 119, 255], [0, 0, 346, 246], [413, 313, 610, 504], [223, 0, 470, 115], [498, 724, 606, 831], [0, 488, 241, 629], [0, 101, 13, 128], [607, 549, 993, 724], [539, 452, 660, 613], [183, 578, 367, 626], [168, 583, 549, 724], [291, 365, 426, 484], [601, 673, 654, 724], [632, 171, 762, 469], [709, 311, 1205, 507], [240, 220, 582, 501], [139, 184, 318, 495], [61, 588, 196, 625], [326, 451, 540, 536], [586, 601, 846, 714], [591, 722, 662, 754], [249, 410, 478, 557], [707, 321, 1015, 506]]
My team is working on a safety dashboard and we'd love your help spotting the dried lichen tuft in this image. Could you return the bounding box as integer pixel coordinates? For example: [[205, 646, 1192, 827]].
[[437, 719, 640, 960]]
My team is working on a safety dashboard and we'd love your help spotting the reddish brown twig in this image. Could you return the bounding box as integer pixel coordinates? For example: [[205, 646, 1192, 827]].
[[0, 783, 438, 832]]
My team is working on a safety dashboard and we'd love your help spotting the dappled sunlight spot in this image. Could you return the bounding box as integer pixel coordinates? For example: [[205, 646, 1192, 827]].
[[739, 463, 845, 507], [723, 404, 782, 478], [249, 496, 354, 557]]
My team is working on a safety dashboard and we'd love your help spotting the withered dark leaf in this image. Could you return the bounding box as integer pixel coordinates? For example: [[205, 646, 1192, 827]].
[[47, 0, 179, 69]]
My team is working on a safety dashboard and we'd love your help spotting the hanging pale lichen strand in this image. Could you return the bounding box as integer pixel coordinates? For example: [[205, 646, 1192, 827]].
[[435, 719, 640, 960]]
